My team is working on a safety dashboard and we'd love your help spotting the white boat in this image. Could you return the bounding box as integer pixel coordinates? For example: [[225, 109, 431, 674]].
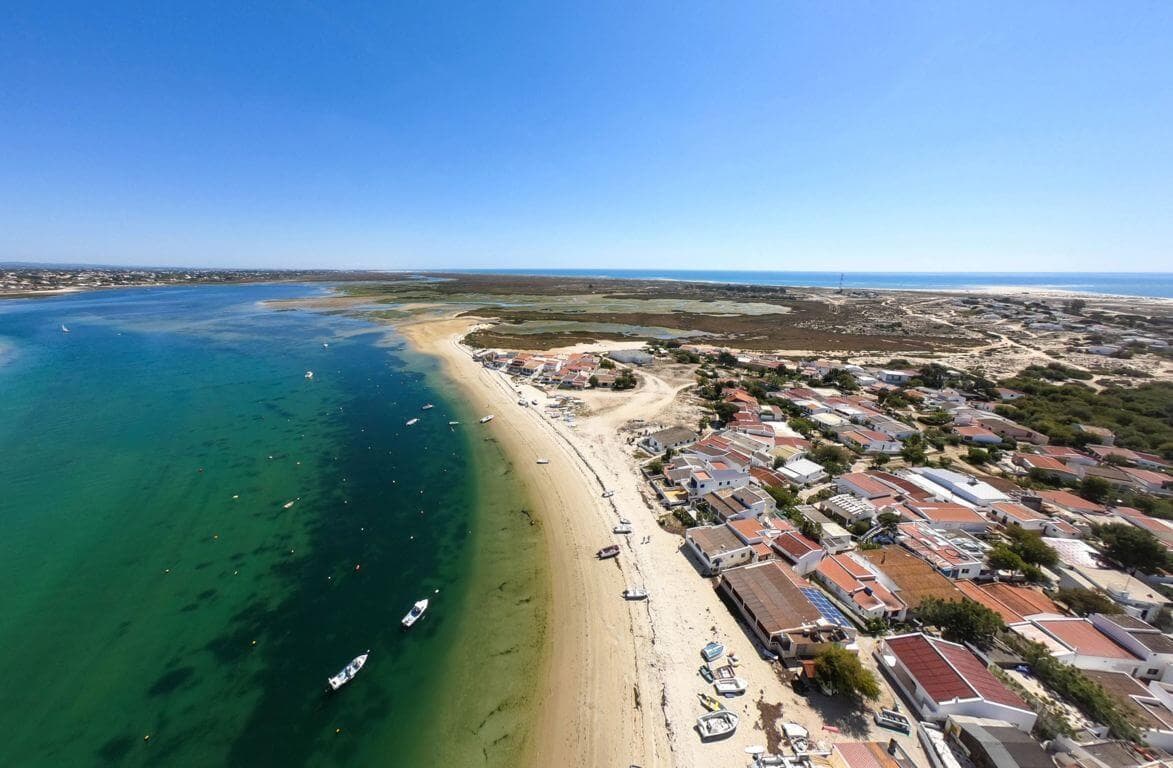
[[401, 598, 429, 628], [304, 371, 314, 380], [405, 418, 420, 426], [713, 677, 748, 696], [602, 490, 615, 498], [60, 324, 70, 333], [421, 404, 434, 410], [517, 399, 528, 406], [448, 420, 460, 426], [612, 523, 632, 534], [623, 587, 648, 600], [327, 651, 369, 691], [536, 458, 549, 465], [696, 710, 739, 741], [282, 500, 296, 509], [479, 415, 495, 423]]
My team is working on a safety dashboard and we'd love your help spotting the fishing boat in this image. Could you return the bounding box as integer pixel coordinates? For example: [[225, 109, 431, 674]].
[[612, 523, 632, 534], [597, 544, 620, 559], [448, 420, 460, 426], [479, 414, 495, 424], [401, 598, 429, 628], [405, 418, 419, 426], [601, 490, 615, 498], [696, 710, 738, 741], [713, 677, 748, 696], [701, 641, 725, 662], [536, 458, 549, 465], [304, 371, 314, 379], [698, 692, 725, 712], [421, 403, 434, 410], [622, 587, 648, 600], [326, 651, 369, 691], [282, 500, 296, 509]]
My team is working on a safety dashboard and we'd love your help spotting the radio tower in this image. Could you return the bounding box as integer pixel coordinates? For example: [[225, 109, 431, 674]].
[[836, 273, 844, 294]]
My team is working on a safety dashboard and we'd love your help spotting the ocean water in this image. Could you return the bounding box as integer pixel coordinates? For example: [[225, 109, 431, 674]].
[[0, 285, 546, 767], [453, 269, 1173, 299]]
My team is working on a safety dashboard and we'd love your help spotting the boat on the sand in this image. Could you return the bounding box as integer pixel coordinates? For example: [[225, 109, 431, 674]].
[[479, 414, 495, 423], [622, 587, 648, 600], [713, 677, 747, 696], [698, 692, 725, 711], [696, 710, 738, 740], [597, 544, 620, 559]]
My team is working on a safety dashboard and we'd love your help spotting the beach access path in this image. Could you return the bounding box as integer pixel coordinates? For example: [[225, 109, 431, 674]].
[[398, 314, 929, 767]]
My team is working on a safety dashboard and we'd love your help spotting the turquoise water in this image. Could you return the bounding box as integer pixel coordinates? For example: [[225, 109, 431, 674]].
[[454, 269, 1173, 298], [0, 285, 545, 766]]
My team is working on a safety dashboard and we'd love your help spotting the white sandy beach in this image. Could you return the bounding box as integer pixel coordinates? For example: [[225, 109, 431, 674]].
[[398, 314, 930, 767]]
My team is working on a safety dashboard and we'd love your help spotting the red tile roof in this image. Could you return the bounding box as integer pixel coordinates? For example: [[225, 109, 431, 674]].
[[1035, 619, 1144, 661], [886, 633, 1027, 710]]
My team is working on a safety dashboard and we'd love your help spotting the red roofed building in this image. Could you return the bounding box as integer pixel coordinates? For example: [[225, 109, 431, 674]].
[[813, 554, 908, 621], [877, 633, 1036, 730], [771, 531, 826, 575], [1037, 489, 1106, 516], [1010, 616, 1147, 677], [954, 425, 1002, 445]]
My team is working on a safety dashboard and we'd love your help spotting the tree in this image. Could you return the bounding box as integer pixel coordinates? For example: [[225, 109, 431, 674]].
[[1004, 526, 1059, 568], [1093, 523, 1170, 574], [870, 454, 890, 468], [599, 358, 616, 369], [646, 458, 663, 475], [1056, 588, 1123, 617], [917, 597, 1004, 648], [966, 447, 990, 465], [876, 511, 902, 539], [713, 402, 739, 423], [987, 544, 1028, 574], [812, 646, 880, 701], [901, 443, 927, 465], [788, 417, 816, 437], [1079, 476, 1111, 504], [716, 351, 739, 367], [588, 374, 599, 387]]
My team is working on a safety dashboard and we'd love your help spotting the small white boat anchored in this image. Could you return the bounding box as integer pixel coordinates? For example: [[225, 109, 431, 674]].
[[327, 651, 369, 691], [282, 500, 296, 509], [623, 587, 648, 600], [713, 677, 748, 696], [421, 403, 434, 410], [304, 371, 314, 380], [696, 710, 739, 741], [536, 458, 549, 465], [405, 418, 420, 426], [401, 598, 429, 628], [61, 324, 70, 333], [612, 523, 632, 534], [448, 420, 460, 426], [479, 414, 495, 424]]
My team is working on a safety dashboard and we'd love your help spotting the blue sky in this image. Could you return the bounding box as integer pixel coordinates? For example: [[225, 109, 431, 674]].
[[2, 2, 1171, 271]]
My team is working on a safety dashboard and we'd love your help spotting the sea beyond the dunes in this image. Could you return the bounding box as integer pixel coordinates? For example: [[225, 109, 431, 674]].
[[0, 284, 546, 767]]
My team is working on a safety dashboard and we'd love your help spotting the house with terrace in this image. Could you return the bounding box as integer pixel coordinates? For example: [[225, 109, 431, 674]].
[[813, 553, 908, 622], [718, 560, 857, 659], [685, 524, 754, 576], [699, 485, 773, 522], [897, 522, 987, 580], [838, 427, 902, 455], [988, 501, 1051, 531], [1091, 613, 1173, 682]]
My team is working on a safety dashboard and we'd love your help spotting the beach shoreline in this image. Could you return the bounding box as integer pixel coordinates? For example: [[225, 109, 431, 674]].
[[396, 314, 665, 766]]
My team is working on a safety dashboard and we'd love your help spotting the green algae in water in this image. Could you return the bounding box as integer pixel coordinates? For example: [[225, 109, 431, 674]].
[[0, 285, 546, 767]]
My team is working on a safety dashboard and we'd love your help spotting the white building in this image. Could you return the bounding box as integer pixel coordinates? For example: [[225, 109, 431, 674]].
[[776, 458, 827, 486], [876, 633, 1037, 731]]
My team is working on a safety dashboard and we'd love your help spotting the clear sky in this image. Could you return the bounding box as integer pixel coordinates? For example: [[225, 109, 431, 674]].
[[2, 2, 1171, 272]]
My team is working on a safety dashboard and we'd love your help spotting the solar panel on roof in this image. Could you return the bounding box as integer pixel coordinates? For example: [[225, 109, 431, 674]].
[[800, 587, 853, 628]]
